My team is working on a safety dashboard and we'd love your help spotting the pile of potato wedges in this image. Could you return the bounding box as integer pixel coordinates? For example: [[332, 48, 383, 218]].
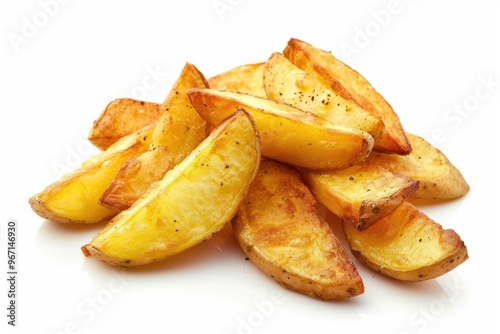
[[29, 38, 469, 300]]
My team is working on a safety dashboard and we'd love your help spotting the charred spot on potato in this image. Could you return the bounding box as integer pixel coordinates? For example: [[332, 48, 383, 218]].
[[350, 249, 361, 258], [355, 222, 366, 231], [81, 246, 91, 257]]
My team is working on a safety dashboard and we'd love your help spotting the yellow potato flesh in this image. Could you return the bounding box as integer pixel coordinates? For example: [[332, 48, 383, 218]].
[[151, 62, 211, 164], [365, 133, 469, 199], [29, 126, 153, 224], [83, 110, 260, 266], [99, 63, 210, 210], [188, 88, 374, 171], [263, 52, 384, 142], [283, 38, 411, 155], [343, 201, 468, 281], [302, 162, 418, 231], [208, 62, 267, 98]]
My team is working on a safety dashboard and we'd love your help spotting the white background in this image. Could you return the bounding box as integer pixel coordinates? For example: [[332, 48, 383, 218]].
[[1, 0, 499, 333]]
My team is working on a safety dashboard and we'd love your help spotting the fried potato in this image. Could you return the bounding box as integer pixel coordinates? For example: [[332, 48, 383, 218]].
[[188, 88, 374, 171], [301, 162, 419, 231], [150, 62, 211, 164], [29, 125, 154, 224], [208, 62, 266, 98], [81, 110, 260, 266], [234, 159, 364, 299], [343, 201, 468, 281], [88, 98, 161, 150], [263, 52, 384, 142], [99, 63, 211, 210], [365, 133, 469, 199], [98, 147, 172, 211], [283, 38, 411, 155]]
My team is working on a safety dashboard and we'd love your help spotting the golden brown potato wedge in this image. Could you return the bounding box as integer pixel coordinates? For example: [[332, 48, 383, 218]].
[[283, 38, 411, 155], [99, 63, 211, 211], [81, 110, 260, 266], [98, 147, 172, 211], [88, 98, 161, 150], [234, 159, 364, 299], [29, 125, 154, 224], [263, 52, 384, 142], [301, 162, 419, 231], [208, 62, 267, 98], [343, 201, 468, 281], [365, 133, 469, 199], [188, 88, 374, 171], [151, 62, 211, 164]]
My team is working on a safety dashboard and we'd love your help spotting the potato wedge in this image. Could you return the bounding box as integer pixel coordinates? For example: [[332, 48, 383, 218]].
[[283, 38, 411, 155], [99, 63, 211, 211], [365, 133, 469, 199], [29, 125, 154, 224], [98, 146, 172, 211], [301, 162, 419, 231], [151, 62, 211, 164], [234, 159, 364, 299], [208, 62, 267, 98], [343, 201, 468, 281], [88, 98, 161, 150], [263, 52, 384, 142], [188, 88, 374, 171], [81, 110, 260, 266]]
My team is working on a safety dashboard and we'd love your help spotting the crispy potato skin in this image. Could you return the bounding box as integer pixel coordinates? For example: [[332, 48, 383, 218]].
[[283, 38, 411, 155], [234, 159, 364, 300], [89, 98, 161, 150], [365, 133, 469, 199], [343, 201, 468, 281], [82, 110, 261, 266], [302, 162, 419, 231]]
